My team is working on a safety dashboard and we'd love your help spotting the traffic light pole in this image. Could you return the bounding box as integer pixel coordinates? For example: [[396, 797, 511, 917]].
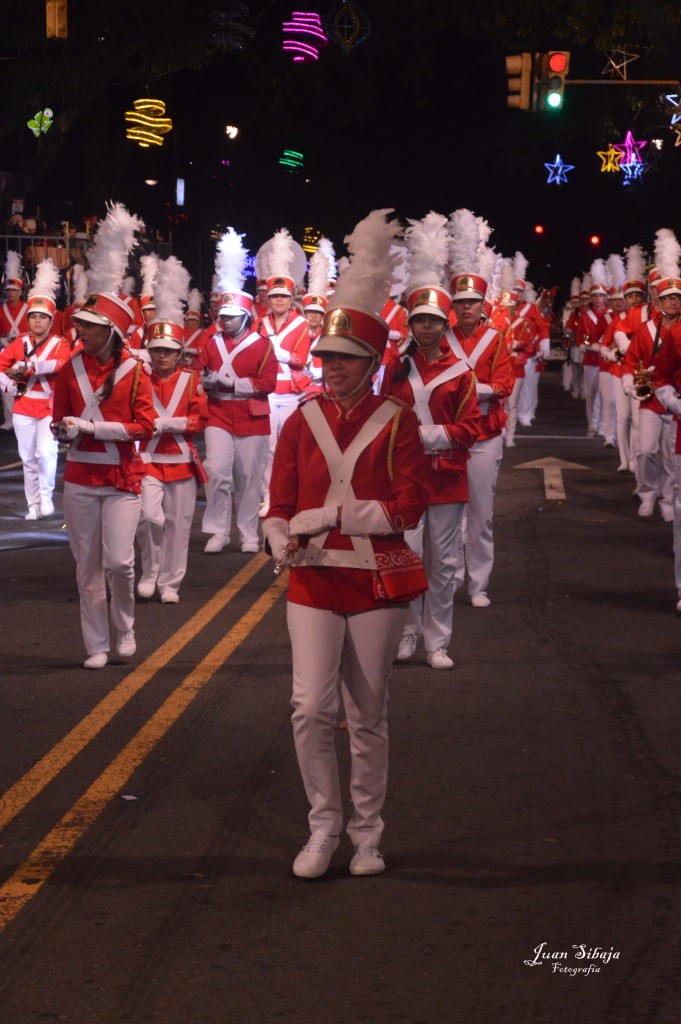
[[567, 80, 680, 85]]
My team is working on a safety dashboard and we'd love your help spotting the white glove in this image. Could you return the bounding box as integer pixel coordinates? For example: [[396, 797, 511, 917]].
[[614, 331, 631, 354], [262, 516, 290, 560], [273, 346, 291, 364], [200, 369, 219, 389], [53, 419, 78, 440], [93, 420, 129, 441], [601, 347, 618, 363], [11, 360, 31, 374], [655, 385, 681, 417], [623, 386, 639, 400], [61, 415, 95, 435], [419, 424, 453, 451], [5, 382, 19, 397], [288, 504, 338, 536], [388, 330, 402, 342]]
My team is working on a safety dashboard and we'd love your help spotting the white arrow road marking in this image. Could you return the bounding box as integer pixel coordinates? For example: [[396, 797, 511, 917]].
[[514, 457, 590, 501]]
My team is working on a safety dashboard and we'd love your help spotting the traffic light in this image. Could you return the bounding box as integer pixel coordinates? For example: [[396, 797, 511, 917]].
[[544, 51, 570, 109], [505, 53, 532, 110], [46, 0, 68, 38]]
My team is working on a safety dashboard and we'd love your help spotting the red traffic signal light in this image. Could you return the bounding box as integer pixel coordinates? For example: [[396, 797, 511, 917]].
[[548, 52, 568, 74], [534, 224, 545, 235], [589, 235, 601, 246]]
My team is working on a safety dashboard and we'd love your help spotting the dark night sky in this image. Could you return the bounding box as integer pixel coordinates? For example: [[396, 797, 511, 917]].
[[30, 0, 681, 297]]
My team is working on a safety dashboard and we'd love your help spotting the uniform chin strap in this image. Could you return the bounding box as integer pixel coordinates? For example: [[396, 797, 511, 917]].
[[326, 357, 378, 402], [91, 328, 116, 359]]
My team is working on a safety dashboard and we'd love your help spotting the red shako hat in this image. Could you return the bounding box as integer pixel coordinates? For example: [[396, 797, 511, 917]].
[[407, 285, 451, 320], [303, 293, 328, 314], [73, 292, 135, 338], [450, 273, 488, 302], [314, 307, 389, 364], [147, 321, 184, 350]]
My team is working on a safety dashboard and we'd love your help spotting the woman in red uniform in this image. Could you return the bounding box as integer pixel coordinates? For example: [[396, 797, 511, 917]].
[[263, 211, 427, 878]]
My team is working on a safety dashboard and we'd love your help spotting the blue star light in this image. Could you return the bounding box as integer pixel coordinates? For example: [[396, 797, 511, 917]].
[[621, 159, 644, 186], [544, 153, 574, 185]]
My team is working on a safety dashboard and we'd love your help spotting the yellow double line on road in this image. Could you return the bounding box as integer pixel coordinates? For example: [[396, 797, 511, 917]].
[[0, 554, 286, 933]]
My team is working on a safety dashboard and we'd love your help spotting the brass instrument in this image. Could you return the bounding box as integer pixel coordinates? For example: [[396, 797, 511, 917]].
[[608, 339, 624, 363], [632, 360, 654, 401], [5, 360, 32, 395]]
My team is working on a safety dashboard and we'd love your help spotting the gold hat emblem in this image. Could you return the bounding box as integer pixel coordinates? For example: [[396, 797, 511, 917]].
[[415, 288, 439, 307], [222, 293, 234, 304], [325, 309, 352, 335], [455, 276, 475, 293], [273, 277, 286, 287], [150, 322, 174, 340], [84, 295, 99, 310]]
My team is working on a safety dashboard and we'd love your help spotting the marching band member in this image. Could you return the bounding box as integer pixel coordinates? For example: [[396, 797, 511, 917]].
[[446, 209, 514, 607], [575, 269, 609, 437], [497, 262, 531, 448], [51, 203, 154, 670], [652, 314, 681, 611], [622, 230, 681, 520], [63, 264, 88, 352], [127, 254, 159, 361], [180, 288, 205, 369], [610, 245, 651, 471], [598, 255, 628, 465], [0, 258, 71, 518], [200, 229, 278, 553], [561, 279, 581, 394], [253, 279, 269, 320], [513, 255, 550, 428], [381, 212, 480, 669], [263, 209, 427, 878], [137, 258, 208, 602], [0, 252, 29, 429], [254, 229, 311, 516], [588, 259, 616, 447], [301, 240, 333, 395]]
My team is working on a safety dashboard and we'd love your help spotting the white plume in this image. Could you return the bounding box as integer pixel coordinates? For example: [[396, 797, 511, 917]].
[[4, 251, 22, 284], [72, 264, 88, 305], [488, 252, 502, 301], [316, 237, 337, 282], [330, 209, 402, 315], [478, 246, 499, 291], [606, 254, 625, 290], [448, 209, 481, 275], [590, 258, 608, 289], [153, 256, 191, 326], [121, 276, 134, 297], [624, 244, 645, 281], [87, 202, 144, 295], [513, 250, 528, 284], [211, 274, 219, 296], [570, 275, 581, 296], [307, 247, 330, 296], [654, 228, 681, 278], [216, 228, 248, 293], [187, 287, 202, 314], [268, 227, 296, 277], [389, 243, 408, 298], [337, 255, 350, 278], [28, 258, 60, 302], [500, 259, 516, 295], [140, 253, 159, 298], [525, 281, 537, 303], [404, 211, 449, 292], [582, 272, 592, 292]]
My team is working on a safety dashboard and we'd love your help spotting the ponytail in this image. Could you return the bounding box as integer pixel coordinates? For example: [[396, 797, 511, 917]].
[[99, 332, 123, 401], [393, 338, 418, 382]]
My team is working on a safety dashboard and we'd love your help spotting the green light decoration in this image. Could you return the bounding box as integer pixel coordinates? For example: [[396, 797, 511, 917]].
[[279, 150, 304, 173], [27, 109, 53, 137]]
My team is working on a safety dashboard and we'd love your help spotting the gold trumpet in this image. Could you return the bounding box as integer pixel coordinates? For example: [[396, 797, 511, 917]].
[[6, 360, 32, 395], [608, 339, 624, 363], [632, 360, 654, 401]]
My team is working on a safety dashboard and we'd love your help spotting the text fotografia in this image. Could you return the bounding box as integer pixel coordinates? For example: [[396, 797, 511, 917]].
[[524, 943, 621, 974]]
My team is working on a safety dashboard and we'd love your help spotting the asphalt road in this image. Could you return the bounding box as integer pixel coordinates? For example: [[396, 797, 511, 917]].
[[0, 370, 679, 1024]]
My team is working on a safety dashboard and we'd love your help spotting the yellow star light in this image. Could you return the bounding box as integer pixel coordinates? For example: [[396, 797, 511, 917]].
[[597, 144, 623, 172]]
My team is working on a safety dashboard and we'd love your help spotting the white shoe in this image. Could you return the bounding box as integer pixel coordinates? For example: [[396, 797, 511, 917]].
[[616, 464, 629, 473], [638, 501, 655, 518], [349, 845, 385, 876], [25, 507, 41, 521], [84, 653, 108, 670], [137, 577, 157, 598], [662, 511, 674, 524], [292, 833, 339, 879], [40, 498, 55, 517], [676, 598, 681, 615], [504, 440, 516, 447], [204, 534, 227, 553], [115, 629, 136, 658], [160, 589, 179, 603], [241, 543, 260, 553], [427, 649, 454, 670], [258, 501, 270, 518], [0, 421, 13, 431], [587, 428, 597, 438], [396, 632, 418, 661], [471, 593, 491, 608]]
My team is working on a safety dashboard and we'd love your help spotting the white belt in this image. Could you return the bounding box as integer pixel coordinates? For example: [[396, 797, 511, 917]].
[[67, 449, 120, 465], [211, 392, 249, 402], [141, 452, 190, 464]]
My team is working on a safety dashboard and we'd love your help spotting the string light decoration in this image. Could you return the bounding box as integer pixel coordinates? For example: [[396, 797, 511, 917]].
[[601, 49, 639, 80], [125, 98, 173, 148], [665, 94, 681, 125], [279, 150, 304, 172], [27, 108, 53, 137], [621, 159, 645, 185], [282, 12, 327, 62], [544, 153, 574, 185], [303, 226, 321, 254], [612, 129, 646, 166], [597, 144, 622, 172], [325, 0, 370, 55]]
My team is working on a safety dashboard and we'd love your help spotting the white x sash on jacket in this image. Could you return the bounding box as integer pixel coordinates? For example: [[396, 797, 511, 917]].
[[142, 372, 191, 464], [212, 333, 255, 400], [67, 355, 136, 465]]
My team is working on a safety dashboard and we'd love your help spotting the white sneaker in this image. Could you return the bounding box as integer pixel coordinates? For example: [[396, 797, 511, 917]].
[[40, 498, 55, 517], [204, 534, 227, 553], [25, 507, 41, 521], [115, 629, 136, 658], [638, 501, 655, 518], [349, 845, 386, 876], [427, 649, 454, 670], [160, 590, 179, 603], [84, 653, 108, 670], [0, 421, 13, 431], [241, 543, 260, 553], [471, 593, 491, 608], [676, 598, 681, 615], [137, 577, 157, 598], [396, 632, 418, 661], [292, 833, 339, 878], [616, 464, 629, 473]]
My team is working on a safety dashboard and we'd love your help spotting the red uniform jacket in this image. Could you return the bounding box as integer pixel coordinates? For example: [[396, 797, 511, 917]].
[[381, 341, 480, 504], [139, 368, 208, 482], [198, 329, 277, 436], [379, 298, 409, 364], [622, 320, 672, 416], [446, 323, 514, 441], [267, 391, 427, 612], [0, 299, 29, 342], [253, 310, 311, 394], [0, 332, 71, 419], [653, 324, 681, 452], [576, 309, 610, 366], [52, 348, 155, 492]]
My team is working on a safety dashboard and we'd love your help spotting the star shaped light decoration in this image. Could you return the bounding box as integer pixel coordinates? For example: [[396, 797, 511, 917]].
[[597, 144, 623, 172], [612, 130, 647, 166], [601, 49, 640, 80], [544, 153, 574, 185], [672, 125, 681, 147], [665, 94, 681, 127], [621, 159, 645, 186]]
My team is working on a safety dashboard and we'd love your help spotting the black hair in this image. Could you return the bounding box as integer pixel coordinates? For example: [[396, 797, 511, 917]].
[[99, 331, 123, 402], [392, 337, 417, 382]]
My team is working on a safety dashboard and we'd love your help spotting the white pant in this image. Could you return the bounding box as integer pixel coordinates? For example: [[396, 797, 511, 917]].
[[570, 352, 583, 399], [287, 601, 407, 846], [673, 455, 681, 595], [583, 365, 601, 433], [636, 408, 675, 514], [261, 393, 299, 505], [455, 433, 504, 597], [613, 377, 636, 469], [598, 371, 617, 445], [13, 413, 58, 511], [138, 474, 197, 594], [504, 377, 524, 445], [518, 357, 538, 423], [203, 427, 269, 546], [404, 503, 465, 652], [63, 482, 141, 656], [562, 361, 572, 392], [1, 387, 14, 425]]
